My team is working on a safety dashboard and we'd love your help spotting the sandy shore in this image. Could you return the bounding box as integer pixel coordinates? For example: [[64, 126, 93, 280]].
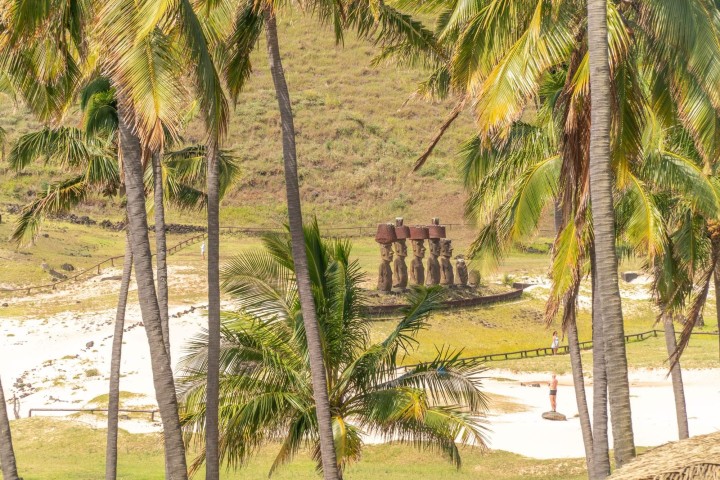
[[2, 275, 719, 458]]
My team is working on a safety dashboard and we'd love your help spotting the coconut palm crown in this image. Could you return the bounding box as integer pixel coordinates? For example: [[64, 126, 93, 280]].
[[178, 221, 489, 475]]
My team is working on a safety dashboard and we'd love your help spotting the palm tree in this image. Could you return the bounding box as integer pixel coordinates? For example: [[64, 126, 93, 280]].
[[0, 375, 20, 480], [105, 233, 133, 480], [116, 101, 189, 478], [207, 2, 438, 475], [261, 10, 340, 478], [587, 0, 635, 467], [178, 222, 489, 476]]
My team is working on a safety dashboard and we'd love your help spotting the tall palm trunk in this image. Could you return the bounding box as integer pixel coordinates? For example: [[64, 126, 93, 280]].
[[714, 249, 720, 361], [153, 152, 171, 360], [205, 139, 221, 480], [263, 11, 340, 480], [0, 376, 20, 480], [117, 101, 188, 479], [591, 258, 610, 478], [105, 234, 133, 480], [566, 293, 594, 478], [662, 316, 689, 439], [587, 0, 635, 467]]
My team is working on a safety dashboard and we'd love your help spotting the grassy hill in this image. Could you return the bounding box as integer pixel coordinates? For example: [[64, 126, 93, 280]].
[[0, 12, 479, 228]]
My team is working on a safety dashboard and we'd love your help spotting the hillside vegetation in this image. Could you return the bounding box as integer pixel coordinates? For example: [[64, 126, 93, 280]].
[[0, 13, 477, 228]]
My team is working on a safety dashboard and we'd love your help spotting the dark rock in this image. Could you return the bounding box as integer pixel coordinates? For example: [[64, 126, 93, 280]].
[[100, 219, 126, 231], [60, 263, 75, 272], [542, 411, 567, 421], [42, 233, 49, 238], [85, 341, 94, 349], [1, 303, 8, 307], [5, 204, 22, 214], [49, 270, 67, 280], [622, 272, 639, 282], [50, 213, 97, 226]]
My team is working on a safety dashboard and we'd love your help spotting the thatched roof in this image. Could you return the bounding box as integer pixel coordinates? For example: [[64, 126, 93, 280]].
[[609, 431, 720, 479]]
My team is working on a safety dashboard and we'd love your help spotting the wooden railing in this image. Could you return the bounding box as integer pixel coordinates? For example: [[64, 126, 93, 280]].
[[398, 329, 700, 368], [28, 407, 159, 421]]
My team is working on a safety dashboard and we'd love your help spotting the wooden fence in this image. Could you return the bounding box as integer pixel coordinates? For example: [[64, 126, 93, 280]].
[[399, 329, 720, 368], [28, 407, 159, 421]]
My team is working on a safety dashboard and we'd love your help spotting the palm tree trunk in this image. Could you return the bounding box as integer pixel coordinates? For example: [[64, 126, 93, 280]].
[[714, 251, 720, 361], [554, 200, 563, 237], [263, 10, 340, 480], [0, 375, 20, 480], [117, 100, 188, 480], [591, 256, 610, 479], [152, 151, 171, 360], [565, 291, 594, 478], [662, 316, 689, 439], [587, 0, 635, 467], [105, 234, 133, 480], [205, 138, 221, 480]]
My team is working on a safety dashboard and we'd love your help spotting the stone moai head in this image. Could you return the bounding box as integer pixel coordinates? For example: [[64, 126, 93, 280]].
[[380, 243, 394, 262], [394, 218, 410, 257], [440, 239, 453, 258], [409, 226, 429, 258], [427, 218, 446, 256], [376, 223, 397, 263]]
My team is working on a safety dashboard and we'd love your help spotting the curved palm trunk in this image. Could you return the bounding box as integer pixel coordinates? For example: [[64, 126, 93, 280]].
[[263, 11, 341, 480], [117, 101, 188, 480], [0, 376, 20, 480], [566, 294, 594, 478], [153, 152, 171, 360], [105, 235, 133, 480], [662, 316, 689, 439], [591, 259, 610, 479], [205, 139, 221, 480], [587, 0, 635, 467]]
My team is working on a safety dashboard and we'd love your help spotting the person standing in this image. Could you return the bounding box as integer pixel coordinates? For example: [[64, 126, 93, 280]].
[[551, 330, 559, 355], [200, 241, 206, 260], [549, 373, 558, 412]]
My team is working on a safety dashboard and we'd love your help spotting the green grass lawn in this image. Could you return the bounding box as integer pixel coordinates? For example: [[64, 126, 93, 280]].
[[1, 418, 586, 480]]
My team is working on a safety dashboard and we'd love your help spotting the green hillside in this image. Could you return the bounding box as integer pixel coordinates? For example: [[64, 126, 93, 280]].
[[0, 13, 477, 228]]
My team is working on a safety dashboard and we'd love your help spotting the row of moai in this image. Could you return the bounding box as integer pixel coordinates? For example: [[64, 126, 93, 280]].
[[376, 218, 468, 292]]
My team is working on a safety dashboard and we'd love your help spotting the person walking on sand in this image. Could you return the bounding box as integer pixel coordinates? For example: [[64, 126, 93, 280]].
[[548, 373, 558, 412], [200, 241, 206, 260], [551, 331, 559, 355]]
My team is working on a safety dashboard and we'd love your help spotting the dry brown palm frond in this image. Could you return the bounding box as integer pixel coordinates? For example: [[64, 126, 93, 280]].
[[412, 97, 465, 172], [609, 430, 720, 480]]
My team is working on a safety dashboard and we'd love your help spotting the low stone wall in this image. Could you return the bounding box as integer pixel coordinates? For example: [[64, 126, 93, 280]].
[[364, 287, 524, 317]]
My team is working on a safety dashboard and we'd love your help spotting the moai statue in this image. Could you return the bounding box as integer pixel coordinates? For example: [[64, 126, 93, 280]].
[[393, 218, 410, 290], [455, 257, 469, 287], [408, 226, 429, 285], [439, 239, 454, 286], [426, 218, 445, 286], [375, 223, 396, 292]]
